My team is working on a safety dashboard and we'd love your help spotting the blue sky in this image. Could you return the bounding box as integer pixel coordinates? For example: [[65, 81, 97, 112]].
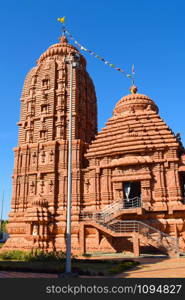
[[0, 0, 185, 219]]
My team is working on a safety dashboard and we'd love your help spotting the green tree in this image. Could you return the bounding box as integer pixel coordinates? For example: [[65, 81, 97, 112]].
[[1, 220, 8, 233]]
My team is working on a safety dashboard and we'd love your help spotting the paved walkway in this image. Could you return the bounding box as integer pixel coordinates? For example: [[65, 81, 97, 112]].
[[119, 257, 185, 278], [0, 271, 58, 278]]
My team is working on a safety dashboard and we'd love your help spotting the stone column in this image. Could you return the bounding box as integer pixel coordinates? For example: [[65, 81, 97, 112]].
[[101, 168, 112, 206], [133, 233, 140, 257], [79, 223, 85, 254], [95, 168, 101, 209], [88, 169, 97, 209], [166, 162, 182, 210], [141, 180, 151, 209], [152, 164, 167, 210]]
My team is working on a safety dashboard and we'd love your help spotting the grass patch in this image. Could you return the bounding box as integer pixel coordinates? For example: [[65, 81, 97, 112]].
[[0, 243, 4, 249], [0, 250, 139, 276], [0, 260, 138, 276]]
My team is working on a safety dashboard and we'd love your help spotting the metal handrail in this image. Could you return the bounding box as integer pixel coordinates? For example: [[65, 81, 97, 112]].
[[101, 197, 141, 214], [80, 197, 141, 223], [123, 197, 141, 208]]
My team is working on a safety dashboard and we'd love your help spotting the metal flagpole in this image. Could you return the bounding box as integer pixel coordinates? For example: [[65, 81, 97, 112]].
[[131, 64, 135, 86], [66, 60, 73, 273], [65, 57, 79, 274], [0, 190, 4, 233], [57, 17, 74, 275]]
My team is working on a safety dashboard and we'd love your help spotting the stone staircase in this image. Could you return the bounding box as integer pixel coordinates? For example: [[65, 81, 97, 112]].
[[80, 200, 179, 256]]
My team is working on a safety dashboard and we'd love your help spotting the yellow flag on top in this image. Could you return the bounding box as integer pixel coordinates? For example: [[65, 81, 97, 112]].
[[57, 17, 65, 23]]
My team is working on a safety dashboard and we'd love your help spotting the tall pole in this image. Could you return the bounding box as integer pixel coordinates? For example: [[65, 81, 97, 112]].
[[0, 190, 4, 233], [66, 60, 74, 274]]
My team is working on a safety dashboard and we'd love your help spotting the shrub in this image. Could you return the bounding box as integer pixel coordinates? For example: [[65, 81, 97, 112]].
[[97, 271, 104, 276], [0, 250, 27, 261], [0, 250, 68, 262], [25, 250, 66, 262], [83, 270, 91, 276], [1, 220, 8, 233], [0, 243, 4, 249], [108, 260, 139, 275], [82, 253, 91, 257]]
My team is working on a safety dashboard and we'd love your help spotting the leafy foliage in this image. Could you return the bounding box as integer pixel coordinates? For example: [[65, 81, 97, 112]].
[[0, 250, 27, 261], [0, 250, 67, 262], [26, 250, 66, 262], [0, 220, 8, 233], [108, 260, 139, 275]]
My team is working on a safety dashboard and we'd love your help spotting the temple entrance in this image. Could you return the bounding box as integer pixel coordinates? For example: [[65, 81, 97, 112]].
[[179, 172, 185, 201], [123, 181, 141, 208]]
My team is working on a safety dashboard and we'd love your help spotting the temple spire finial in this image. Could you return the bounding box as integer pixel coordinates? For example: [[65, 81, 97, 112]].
[[57, 16, 67, 43], [59, 35, 68, 44], [130, 85, 138, 94]]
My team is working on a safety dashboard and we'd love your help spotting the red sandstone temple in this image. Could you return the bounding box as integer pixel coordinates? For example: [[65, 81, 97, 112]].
[[4, 36, 185, 256]]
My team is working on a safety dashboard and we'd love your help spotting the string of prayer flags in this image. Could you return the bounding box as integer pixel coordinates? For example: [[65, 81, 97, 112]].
[[57, 18, 133, 80]]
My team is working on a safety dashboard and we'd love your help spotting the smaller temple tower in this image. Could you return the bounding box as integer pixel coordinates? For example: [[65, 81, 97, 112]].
[[80, 86, 185, 255]]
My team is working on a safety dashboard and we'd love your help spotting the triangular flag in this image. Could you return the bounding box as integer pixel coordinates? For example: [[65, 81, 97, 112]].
[[57, 16, 65, 23]]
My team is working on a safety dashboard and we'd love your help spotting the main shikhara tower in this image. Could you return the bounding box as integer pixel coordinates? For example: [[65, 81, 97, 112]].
[[4, 34, 185, 256], [5, 36, 97, 251]]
